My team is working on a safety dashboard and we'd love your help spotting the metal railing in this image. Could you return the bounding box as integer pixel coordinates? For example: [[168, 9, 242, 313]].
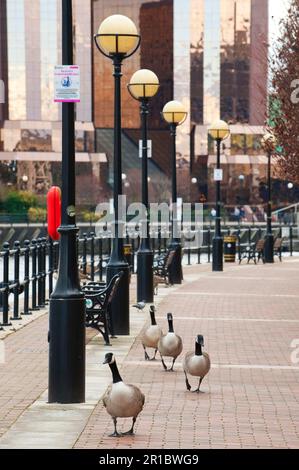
[[0, 223, 297, 327]]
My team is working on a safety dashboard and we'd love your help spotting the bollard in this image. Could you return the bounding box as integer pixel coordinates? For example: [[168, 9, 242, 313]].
[[0, 242, 11, 326], [11, 240, 22, 320], [187, 247, 191, 265], [90, 232, 95, 281], [31, 239, 39, 311], [22, 240, 31, 315], [197, 246, 201, 264]]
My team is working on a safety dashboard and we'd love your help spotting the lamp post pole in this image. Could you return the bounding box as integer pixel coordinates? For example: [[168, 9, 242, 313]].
[[169, 123, 183, 284], [212, 138, 223, 272], [94, 16, 140, 334], [264, 149, 274, 263], [137, 98, 154, 302], [106, 54, 131, 334], [48, 0, 85, 404]]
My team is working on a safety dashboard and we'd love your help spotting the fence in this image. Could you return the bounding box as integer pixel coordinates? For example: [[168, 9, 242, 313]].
[[0, 224, 297, 327]]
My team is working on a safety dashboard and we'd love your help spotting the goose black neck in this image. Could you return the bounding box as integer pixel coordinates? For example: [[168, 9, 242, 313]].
[[109, 361, 123, 383], [195, 342, 203, 356], [168, 318, 174, 333], [150, 310, 157, 325]]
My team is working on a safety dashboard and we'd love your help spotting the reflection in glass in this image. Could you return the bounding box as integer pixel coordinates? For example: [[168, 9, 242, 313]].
[[7, 0, 26, 120]]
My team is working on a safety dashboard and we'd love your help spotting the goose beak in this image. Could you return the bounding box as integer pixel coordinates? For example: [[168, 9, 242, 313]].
[[103, 357, 109, 364]]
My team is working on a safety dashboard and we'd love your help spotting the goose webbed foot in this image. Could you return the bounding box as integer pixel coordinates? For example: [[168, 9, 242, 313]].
[[192, 377, 203, 393], [122, 417, 136, 436], [109, 417, 121, 437]]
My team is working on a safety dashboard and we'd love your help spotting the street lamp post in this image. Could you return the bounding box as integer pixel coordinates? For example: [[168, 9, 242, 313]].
[[162, 101, 188, 284], [208, 120, 230, 272], [261, 133, 277, 263], [128, 69, 159, 302], [48, 0, 85, 404], [94, 15, 140, 334]]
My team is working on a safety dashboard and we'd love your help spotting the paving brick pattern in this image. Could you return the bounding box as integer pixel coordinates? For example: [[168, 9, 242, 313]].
[[74, 260, 299, 449], [0, 276, 139, 441]]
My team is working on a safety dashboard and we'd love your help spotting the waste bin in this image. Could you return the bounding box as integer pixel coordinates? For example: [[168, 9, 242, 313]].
[[224, 235, 237, 262], [123, 244, 133, 272]]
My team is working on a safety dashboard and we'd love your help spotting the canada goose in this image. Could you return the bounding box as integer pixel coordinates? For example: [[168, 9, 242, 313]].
[[158, 313, 183, 371], [141, 305, 163, 360], [102, 353, 145, 437], [183, 335, 211, 393], [132, 301, 146, 311]]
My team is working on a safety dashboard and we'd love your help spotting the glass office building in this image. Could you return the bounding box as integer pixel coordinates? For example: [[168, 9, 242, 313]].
[[0, 0, 269, 205]]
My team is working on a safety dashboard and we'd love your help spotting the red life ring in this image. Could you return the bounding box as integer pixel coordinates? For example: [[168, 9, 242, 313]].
[[47, 186, 61, 240]]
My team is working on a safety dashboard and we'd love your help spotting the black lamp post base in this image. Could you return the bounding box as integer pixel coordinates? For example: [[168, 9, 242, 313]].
[[264, 233, 274, 263], [107, 263, 130, 335], [137, 250, 154, 303], [48, 296, 86, 404], [168, 241, 183, 284], [212, 236, 223, 272]]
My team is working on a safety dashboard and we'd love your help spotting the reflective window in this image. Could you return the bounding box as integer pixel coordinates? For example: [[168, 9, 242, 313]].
[[7, 0, 26, 119], [220, 0, 251, 123], [40, 0, 58, 120], [190, 0, 204, 124]]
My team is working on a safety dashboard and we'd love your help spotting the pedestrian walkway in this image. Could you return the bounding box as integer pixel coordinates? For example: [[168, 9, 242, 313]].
[[0, 260, 299, 448]]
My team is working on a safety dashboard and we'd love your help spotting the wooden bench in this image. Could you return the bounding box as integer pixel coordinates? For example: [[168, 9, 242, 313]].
[[274, 237, 283, 261], [153, 249, 176, 287], [239, 238, 265, 264], [82, 271, 123, 346]]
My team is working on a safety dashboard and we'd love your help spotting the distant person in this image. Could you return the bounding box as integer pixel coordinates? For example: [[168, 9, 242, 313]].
[[240, 206, 245, 221], [234, 206, 240, 222]]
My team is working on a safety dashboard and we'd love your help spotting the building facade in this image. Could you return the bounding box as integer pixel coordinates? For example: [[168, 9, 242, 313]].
[[0, 0, 270, 209]]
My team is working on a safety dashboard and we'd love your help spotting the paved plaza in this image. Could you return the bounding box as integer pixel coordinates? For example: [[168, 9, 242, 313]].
[[0, 259, 299, 449]]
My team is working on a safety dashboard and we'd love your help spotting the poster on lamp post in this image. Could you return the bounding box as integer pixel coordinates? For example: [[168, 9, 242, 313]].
[[54, 65, 80, 103]]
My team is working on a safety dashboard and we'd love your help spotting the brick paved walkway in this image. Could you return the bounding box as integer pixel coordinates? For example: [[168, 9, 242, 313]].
[[74, 260, 299, 449]]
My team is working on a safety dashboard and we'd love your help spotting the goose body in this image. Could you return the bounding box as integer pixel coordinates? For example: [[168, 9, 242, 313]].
[[183, 335, 210, 392], [158, 313, 183, 371], [141, 305, 163, 360], [103, 353, 145, 436]]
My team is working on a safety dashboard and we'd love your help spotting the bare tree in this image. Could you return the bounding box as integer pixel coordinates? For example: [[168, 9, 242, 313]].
[[270, 0, 299, 183]]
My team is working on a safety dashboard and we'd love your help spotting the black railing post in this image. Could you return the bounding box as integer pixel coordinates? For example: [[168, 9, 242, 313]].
[[41, 237, 47, 305], [290, 226, 293, 256], [11, 240, 21, 320], [207, 228, 211, 263], [98, 237, 103, 282], [1, 242, 11, 326], [22, 240, 31, 315], [31, 239, 39, 311], [48, 238, 54, 297], [82, 233, 87, 275], [90, 232, 95, 281], [37, 238, 44, 308]]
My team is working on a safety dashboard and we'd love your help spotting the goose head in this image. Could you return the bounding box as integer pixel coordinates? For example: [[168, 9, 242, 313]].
[[167, 313, 174, 333], [103, 352, 115, 364], [195, 335, 204, 356]]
